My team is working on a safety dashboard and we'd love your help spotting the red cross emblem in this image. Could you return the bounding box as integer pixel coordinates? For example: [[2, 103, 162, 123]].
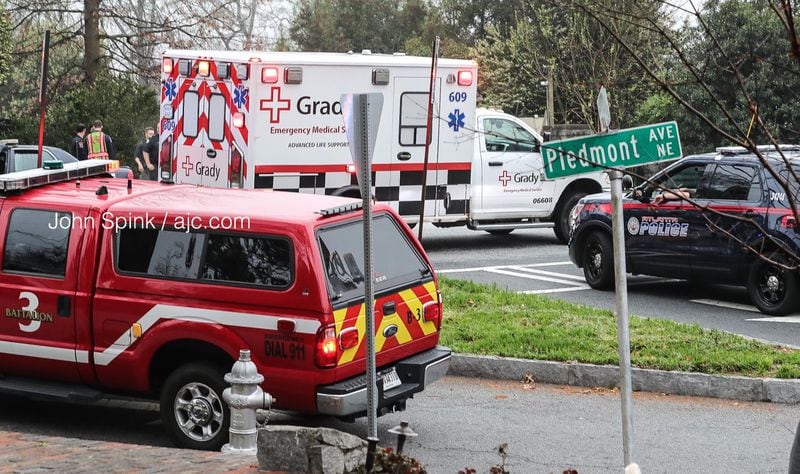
[[498, 170, 512, 187], [181, 156, 193, 176], [260, 87, 291, 124]]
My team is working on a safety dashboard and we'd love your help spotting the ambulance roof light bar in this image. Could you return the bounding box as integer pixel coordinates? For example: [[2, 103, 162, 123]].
[[0, 159, 119, 193]]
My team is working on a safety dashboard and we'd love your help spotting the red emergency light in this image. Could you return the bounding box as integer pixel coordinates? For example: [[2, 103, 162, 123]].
[[162, 57, 173, 74], [261, 66, 279, 84], [232, 112, 244, 128], [457, 69, 474, 86]]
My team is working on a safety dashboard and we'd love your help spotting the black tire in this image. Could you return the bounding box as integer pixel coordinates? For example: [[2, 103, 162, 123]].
[[582, 231, 614, 290], [553, 192, 588, 244], [160, 362, 230, 451], [486, 229, 514, 236], [747, 257, 800, 316]]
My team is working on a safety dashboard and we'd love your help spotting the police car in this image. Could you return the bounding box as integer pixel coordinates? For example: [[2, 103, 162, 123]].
[[0, 159, 449, 450], [569, 145, 800, 315]]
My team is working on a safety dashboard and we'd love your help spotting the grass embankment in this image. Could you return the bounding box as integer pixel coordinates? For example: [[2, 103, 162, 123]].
[[439, 277, 800, 379]]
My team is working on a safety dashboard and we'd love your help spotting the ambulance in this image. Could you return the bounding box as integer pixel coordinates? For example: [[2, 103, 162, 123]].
[[158, 50, 606, 242]]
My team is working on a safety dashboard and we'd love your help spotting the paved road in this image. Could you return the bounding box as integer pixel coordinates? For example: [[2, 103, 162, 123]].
[[418, 225, 800, 347], [0, 376, 795, 473]]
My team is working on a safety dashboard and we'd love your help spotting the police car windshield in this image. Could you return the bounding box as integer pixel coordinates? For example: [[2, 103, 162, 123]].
[[317, 214, 430, 305]]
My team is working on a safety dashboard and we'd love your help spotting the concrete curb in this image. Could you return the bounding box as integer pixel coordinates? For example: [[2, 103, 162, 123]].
[[449, 354, 800, 404]]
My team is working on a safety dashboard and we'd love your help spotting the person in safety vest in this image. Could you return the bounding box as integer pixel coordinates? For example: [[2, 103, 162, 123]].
[[85, 120, 116, 160]]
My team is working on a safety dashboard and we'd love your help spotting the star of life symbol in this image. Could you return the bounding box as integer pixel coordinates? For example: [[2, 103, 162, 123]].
[[163, 78, 177, 102], [448, 109, 466, 131], [233, 85, 248, 109], [499, 170, 512, 186]]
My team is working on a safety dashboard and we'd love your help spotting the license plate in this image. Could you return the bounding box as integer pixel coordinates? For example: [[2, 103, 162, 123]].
[[382, 368, 401, 390]]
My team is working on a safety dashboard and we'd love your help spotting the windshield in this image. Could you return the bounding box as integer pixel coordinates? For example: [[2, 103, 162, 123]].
[[317, 214, 430, 305]]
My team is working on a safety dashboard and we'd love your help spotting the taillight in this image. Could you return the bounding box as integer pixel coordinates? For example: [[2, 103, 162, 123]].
[[315, 326, 338, 368], [422, 297, 442, 330], [339, 327, 359, 351], [162, 57, 173, 74], [262, 66, 279, 84], [159, 136, 172, 181], [346, 164, 356, 174], [779, 214, 797, 229], [229, 145, 243, 188], [457, 69, 474, 86]]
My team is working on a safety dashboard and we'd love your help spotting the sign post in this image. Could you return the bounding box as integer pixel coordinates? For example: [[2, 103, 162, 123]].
[[341, 93, 384, 454], [543, 121, 682, 470]]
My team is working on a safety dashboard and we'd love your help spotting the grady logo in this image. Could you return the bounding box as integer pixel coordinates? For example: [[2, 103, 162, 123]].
[[498, 170, 540, 187], [260, 88, 343, 124]]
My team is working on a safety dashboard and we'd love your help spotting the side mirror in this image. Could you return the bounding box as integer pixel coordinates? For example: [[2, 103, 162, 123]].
[[533, 140, 541, 153], [622, 175, 633, 190]]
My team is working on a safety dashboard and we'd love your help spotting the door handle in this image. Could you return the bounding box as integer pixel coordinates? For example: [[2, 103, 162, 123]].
[[382, 301, 397, 316], [57, 295, 71, 317], [488, 161, 503, 167], [397, 152, 411, 161]]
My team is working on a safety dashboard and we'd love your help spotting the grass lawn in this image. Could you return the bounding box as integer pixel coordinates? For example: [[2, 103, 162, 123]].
[[439, 277, 800, 379]]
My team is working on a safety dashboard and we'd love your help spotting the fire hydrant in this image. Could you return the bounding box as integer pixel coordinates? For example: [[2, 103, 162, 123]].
[[221, 349, 275, 455]]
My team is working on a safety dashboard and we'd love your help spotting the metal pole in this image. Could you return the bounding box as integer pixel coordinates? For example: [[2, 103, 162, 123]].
[[417, 36, 439, 241], [610, 169, 634, 467], [37, 30, 51, 169], [359, 95, 378, 440]]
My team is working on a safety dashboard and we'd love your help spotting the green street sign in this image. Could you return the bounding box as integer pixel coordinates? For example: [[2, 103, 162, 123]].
[[542, 121, 682, 179]]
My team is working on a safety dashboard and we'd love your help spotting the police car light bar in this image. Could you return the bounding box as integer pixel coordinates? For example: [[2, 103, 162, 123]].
[[716, 144, 800, 155], [317, 202, 363, 218], [0, 159, 118, 193]]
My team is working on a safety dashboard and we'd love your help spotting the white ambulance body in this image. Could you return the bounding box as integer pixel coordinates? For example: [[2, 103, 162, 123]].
[[158, 50, 606, 242]]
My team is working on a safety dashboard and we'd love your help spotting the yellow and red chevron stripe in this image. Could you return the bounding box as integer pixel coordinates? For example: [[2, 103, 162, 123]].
[[333, 281, 439, 365]]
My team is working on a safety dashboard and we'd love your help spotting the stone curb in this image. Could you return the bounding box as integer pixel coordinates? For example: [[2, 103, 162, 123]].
[[449, 354, 800, 404]]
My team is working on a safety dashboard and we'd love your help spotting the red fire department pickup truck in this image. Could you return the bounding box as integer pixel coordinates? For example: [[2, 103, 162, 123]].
[[0, 160, 450, 450]]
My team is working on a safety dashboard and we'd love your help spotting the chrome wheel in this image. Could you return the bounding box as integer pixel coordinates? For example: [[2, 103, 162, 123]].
[[173, 382, 225, 442]]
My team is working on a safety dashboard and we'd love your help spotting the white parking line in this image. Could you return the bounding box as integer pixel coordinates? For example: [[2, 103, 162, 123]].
[[438, 261, 573, 274], [509, 266, 587, 282], [690, 299, 761, 313], [484, 268, 586, 287], [746, 316, 800, 323], [520, 286, 591, 295]]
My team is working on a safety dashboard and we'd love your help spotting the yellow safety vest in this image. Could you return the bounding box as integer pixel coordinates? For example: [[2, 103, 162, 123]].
[[86, 131, 109, 159]]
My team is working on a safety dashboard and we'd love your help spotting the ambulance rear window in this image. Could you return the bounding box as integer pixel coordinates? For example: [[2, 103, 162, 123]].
[[317, 214, 430, 305]]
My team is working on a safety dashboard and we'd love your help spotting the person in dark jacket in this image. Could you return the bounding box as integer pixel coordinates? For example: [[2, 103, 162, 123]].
[[70, 123, 88, 160]]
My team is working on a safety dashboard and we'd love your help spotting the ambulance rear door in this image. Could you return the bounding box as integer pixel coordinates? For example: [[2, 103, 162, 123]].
[[171, 61, 232, 188]]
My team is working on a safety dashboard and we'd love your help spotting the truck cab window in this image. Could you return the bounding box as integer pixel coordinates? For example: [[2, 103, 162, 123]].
[[483, 118, 537, 152]]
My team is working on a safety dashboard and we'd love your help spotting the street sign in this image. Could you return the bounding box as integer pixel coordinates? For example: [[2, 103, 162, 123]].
[[543, 121, 682, 179], [342, 93, 383, 188]]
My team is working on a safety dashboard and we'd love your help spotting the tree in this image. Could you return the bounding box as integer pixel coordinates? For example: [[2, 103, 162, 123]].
[[0, 7, 11, 85], [288, 0, 432, 53], [474, 0, 669, 128]]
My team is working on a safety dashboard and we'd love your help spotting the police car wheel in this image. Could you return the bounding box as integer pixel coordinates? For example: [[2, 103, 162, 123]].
[[160, 362, 230, 451], [747, 258, 800, 316], [554, 192, 587, 245], [582, 231, 614, 290]]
